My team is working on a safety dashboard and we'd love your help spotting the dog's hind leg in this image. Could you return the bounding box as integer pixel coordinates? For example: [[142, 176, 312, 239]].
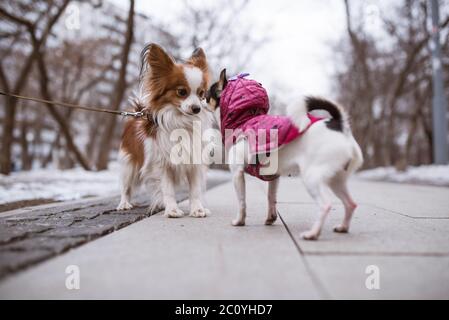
[[329, 172, 357, 233], [265, 177, 279, 225], [117, 152, 137, 211], [301, 170, 331, 240]]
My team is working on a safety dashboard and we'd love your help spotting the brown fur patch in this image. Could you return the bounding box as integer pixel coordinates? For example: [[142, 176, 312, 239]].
[[147, 63, 190, 111], [187, 48, 210, 91], [142, 44, 210, 112], [121, 118, 156, 168], [187, 48, 209, 76], [121, 44, 210, 168]]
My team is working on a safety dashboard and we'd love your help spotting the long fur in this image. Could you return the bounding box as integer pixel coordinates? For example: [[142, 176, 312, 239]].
[[117, 44, 213, 218], [286, 96, 362, 174], [140, 104, 213, 213]]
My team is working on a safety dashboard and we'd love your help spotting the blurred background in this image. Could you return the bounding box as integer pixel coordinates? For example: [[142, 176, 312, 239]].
[[0, 0, 448, 207]]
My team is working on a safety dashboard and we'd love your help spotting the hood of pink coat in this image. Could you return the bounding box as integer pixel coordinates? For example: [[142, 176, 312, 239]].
[[220, 76, 269, 137]]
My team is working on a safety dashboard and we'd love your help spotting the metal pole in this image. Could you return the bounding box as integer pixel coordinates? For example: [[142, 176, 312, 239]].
[[430, 0, 449, 164]]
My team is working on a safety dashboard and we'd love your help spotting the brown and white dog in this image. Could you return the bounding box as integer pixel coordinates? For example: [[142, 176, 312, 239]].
[[116, 44, 213, 218]]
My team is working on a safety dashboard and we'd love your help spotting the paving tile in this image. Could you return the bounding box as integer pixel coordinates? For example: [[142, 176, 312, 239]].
[[0, 183, 319, 299], [275, 177, 449, 219], [305, 255, 449, 299]]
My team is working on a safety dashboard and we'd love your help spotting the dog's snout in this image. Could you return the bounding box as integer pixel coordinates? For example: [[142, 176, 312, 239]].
[[191, 105, 201, 114]]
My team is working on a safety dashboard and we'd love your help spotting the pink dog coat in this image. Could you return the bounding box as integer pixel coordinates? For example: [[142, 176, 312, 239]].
[[220, 74, 321, 181]]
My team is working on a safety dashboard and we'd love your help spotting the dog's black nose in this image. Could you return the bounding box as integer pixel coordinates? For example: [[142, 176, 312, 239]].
[[191, 105, 201, 114]]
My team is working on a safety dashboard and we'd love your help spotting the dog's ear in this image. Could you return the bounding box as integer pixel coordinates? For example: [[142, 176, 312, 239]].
[[188, 47, 208, 73], [205, 68, 228, 110], [141, 43, 175, 77], [218, 68, 228, 91]]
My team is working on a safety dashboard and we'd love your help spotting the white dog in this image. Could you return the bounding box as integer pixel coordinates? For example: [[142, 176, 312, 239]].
[[206, 69, 363, 240]]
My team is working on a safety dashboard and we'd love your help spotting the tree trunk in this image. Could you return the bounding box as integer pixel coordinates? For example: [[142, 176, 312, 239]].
[[86, 114, 101, 162], [19, 118, 33, 170], [1, 95, 17, 173], [96, 0, 135, 170], [35, 47, 91, 171], [0, 0, 70, 174]]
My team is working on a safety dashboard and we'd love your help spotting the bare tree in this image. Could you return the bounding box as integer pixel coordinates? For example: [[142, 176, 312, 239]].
[[0, 0, 70, 174], [335, 0, 449, 169], [178, 0, 267, 76], [95, 0, 135, 170], [0, 0, 264, 173], [35, 41, 91, 170]]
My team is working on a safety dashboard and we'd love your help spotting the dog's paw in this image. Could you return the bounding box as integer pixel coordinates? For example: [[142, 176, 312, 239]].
[[265, 215, 277, 225], [333, 225, 349, 233], [116, 201, 133, 211], [300, 230, 319, 241], [231, 219, 245, 226], [190, 207, 209, 218], [164, 207, 185, 218]]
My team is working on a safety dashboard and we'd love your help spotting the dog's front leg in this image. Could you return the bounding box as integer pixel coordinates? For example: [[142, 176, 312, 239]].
[[229, 140, 249, 226], [161, 168, 184, 218], [231, 166, 246, 226], [188, 166, 209, 218], [265, 177, 279, 225]]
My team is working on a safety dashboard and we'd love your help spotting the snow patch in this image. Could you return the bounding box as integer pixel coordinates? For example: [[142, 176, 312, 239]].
[[357, 165, 449, 187], [0, 164, 231, 205], [0, 163, 121, 205]]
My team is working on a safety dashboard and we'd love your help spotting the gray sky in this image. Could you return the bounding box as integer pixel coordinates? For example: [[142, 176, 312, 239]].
[[111, 0, 349, 98], [240, 0, 346, 97]]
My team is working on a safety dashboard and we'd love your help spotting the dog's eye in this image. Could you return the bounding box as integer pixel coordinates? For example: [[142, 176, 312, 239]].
[[177, 88, 188, 97], [198, 89, 205, 99]]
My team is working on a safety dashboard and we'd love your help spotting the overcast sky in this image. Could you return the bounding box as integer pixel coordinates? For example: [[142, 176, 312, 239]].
[[111, 0, 350, 98]]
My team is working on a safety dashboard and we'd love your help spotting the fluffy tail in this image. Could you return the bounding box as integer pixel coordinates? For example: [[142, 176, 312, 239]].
[[287, 96, 363, 172], [306, 96, 348, 133], [287, 96, 350, 133]]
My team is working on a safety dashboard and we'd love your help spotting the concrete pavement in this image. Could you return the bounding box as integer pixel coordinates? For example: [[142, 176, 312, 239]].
[[0, 173, 229, 280], [0, 176, 448, 299]]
